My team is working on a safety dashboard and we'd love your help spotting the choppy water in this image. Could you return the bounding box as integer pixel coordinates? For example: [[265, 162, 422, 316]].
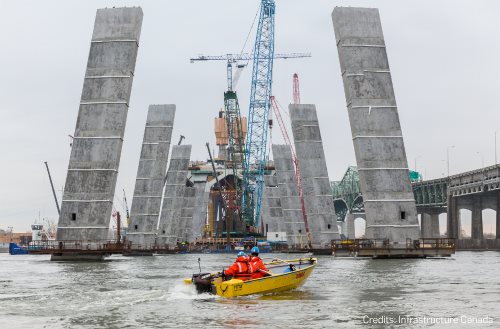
[[0, 252, 499, 328]]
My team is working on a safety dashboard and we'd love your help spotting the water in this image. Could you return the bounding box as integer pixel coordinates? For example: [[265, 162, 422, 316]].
[[1, 252, 499, 328]]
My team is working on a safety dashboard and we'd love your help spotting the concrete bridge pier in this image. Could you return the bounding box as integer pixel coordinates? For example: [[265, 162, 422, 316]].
[[344, 213, 356, 239], [471, 195, 483, 240], [421, 213, 440, 238], [447, 195, 460, 239], [497, 191, 500, 239]]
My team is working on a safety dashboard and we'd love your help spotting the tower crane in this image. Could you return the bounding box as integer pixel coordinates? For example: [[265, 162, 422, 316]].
[[190, 53, 310, 92]]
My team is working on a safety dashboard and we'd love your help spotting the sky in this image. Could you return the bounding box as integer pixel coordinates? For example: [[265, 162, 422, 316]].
[[1, 0, 499, 232]]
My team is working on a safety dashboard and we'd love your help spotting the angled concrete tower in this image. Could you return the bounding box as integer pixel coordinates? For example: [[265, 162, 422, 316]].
[[56, 7, 143, 241], [262, 175, 284, 234], [157, 145, 191, 247], [272, 145, 306, 248], [289, 105, 340, 248], [190, 180, 209, 243], [332, 7, 420, 241], [179, 185, 196, 242], [128, 105, 175, 246]]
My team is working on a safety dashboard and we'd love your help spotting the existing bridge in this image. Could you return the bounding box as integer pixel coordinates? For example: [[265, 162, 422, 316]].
[[332, 165, 500, 246]]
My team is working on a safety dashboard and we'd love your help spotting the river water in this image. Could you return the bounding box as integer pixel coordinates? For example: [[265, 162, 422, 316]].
[[0, 251, 499, 328]]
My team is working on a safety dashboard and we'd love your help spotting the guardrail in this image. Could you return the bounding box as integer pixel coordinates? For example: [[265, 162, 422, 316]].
[[331, 238, 455, 252]]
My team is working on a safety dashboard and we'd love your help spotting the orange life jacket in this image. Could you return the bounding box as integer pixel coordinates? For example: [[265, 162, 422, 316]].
[[224, 256, 254, 280], [250, 256, 267, 279]]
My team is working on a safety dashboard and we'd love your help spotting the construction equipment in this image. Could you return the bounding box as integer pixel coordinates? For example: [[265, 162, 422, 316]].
[[192, 0, 310, 234], [191, 53, 310, 92], [270, 96, 311, 247], [122, 189, 130, 226], [206, 142, 231, 247], [44, 162, 60, 215], [191, 51, 310, 232], [178, 135, 185, 145], [293, 73, 300, 104], [241, 0, 276, 229]]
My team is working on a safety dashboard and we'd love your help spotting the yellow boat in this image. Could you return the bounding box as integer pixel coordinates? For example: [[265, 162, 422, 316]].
[[187, 257, 317, 298]]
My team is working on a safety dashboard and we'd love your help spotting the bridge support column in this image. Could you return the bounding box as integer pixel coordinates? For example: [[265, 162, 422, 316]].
[[421, 213, 432, 238], [345, 213, 355, 239], [496, 191, 500, 239], [420, 213, 439, 239], [471, 195, 483, 240], [447, 195, 459, 239], [431, 213, 441, 237], [421, 213, 440, 238]]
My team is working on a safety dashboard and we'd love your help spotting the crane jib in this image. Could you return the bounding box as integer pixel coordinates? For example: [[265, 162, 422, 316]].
[[242, 0, 276, 229]]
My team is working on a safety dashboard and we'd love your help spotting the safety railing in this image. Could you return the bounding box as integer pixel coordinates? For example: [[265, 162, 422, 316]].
[[29, 240, 124, 253], [331, 238, 455, 252]]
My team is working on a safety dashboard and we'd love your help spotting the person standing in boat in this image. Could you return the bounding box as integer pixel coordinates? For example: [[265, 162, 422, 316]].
[[249, 246, 269, 279], [223, 251, 254, 280]]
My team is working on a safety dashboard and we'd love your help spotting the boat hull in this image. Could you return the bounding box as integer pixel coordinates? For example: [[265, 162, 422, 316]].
[[212, 258, 316, 298]]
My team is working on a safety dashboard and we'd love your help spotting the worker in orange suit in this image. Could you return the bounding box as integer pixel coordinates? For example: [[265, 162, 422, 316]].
[[249, 246, 269, 279], [223, 251, 253, 280]]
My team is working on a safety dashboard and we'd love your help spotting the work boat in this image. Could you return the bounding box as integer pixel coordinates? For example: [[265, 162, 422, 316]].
[[186, 258, 317, 298]]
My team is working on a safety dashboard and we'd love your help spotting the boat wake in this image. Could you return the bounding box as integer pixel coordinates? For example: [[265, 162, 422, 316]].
[[167, 282, 217, 301]]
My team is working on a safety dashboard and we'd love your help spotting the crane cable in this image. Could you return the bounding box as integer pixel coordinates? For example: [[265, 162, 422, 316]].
[[238, 3, 261, 66]]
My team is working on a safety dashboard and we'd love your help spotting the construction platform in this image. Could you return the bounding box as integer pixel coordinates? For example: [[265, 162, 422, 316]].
[[331, 238, 456, 258], [28, 240, 128, 261], [27, 238, 289, 260]]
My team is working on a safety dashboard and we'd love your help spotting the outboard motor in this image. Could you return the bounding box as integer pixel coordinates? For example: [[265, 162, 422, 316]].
[[192, 273, 213, 293]]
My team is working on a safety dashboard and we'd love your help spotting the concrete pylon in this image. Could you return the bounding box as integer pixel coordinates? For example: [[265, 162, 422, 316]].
[[157, 145, 191, 247], [179, 185, 196, 243], [262, 175, 284, 234], [56, 7, 143, 242], [289, 104, 340, 248], [190, 180, 209, 243], [128, 105, 175, 247], [272, 144, 306, 248], [332, 7, 420, 243]]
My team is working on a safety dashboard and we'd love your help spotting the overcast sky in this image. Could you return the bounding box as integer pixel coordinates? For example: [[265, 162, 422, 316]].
[[1, 0, 499, 232]]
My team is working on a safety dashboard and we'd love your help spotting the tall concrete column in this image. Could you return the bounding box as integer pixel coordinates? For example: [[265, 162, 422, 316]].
[[289, 104, 340, 248], [471, 195, 483, 240], [332, 7, 420, 243], [345, 213, 356, 239], [496, 191, 500, 239], [179, 186, 196, 243], [447, 195, 459, 239], [421, 213, 440, 238], [421, 213, 430, 238], [191, 180, 209, 243], [262, 175, 284, 234], [128, 105, 175, 246], [430, 213, 441, 238], [272, 145, 306, 248], [56, 7, 143, 242], [157, 145, 191, 247]]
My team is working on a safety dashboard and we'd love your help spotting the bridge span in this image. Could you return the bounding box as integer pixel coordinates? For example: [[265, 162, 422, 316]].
[[332, 164, 500, 248]]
